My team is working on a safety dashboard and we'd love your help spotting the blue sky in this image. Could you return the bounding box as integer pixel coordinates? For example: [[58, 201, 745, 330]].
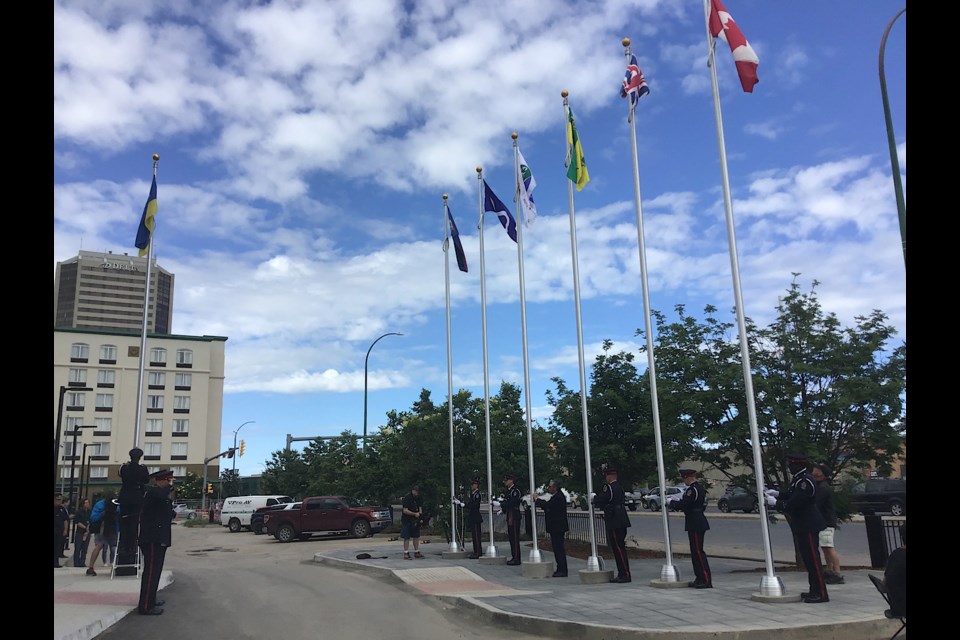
[[54, 1, 907, 477]]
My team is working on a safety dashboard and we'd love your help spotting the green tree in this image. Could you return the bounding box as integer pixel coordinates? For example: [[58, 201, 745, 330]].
[[547, 341, 662, 494], [219, 468, 240, 497], [260, 449, 311, 499], [177, 471, 204, 502]]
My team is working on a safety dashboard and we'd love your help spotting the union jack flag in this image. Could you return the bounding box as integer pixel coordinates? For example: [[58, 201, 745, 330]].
[[620, 53, 650, 108]]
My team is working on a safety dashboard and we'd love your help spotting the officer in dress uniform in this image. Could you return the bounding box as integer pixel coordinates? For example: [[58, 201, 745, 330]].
[[138, 469, 176, 616], [593, 467, 631, 583], [503, 474, 523, 565], [118, 447, 150, 568], [466, 477, 484, 559], [672, 469, 712, 588], [776, 452, 829, 603], [534, 479, 569, 577]]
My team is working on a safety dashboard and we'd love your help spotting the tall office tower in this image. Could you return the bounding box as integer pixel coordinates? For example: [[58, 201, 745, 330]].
[[54, 250, 175, 334]]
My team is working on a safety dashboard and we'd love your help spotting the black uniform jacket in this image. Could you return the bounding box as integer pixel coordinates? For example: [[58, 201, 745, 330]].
[[504, 485, 523, 525], [593, 480, 631, 529], [139, 484, 175, 546], [777, 470, 826, 534], [674, 482, 710, 532], [118, 462, 150, 506], [535, 491, 569, 535], [466, 489, 483, 526]]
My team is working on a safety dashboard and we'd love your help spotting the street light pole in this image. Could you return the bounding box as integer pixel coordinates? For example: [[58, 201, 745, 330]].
[[80, 443, 93, 504], [232, 421, 255, 474], [54, 385, 92, 492], [363, 332, 402, 452], [67, 425, 97, 503], [879, 6, 906, 267]]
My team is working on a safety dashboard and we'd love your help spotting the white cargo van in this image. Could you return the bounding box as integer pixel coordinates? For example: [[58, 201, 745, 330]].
[[221, 495, 294, 532]]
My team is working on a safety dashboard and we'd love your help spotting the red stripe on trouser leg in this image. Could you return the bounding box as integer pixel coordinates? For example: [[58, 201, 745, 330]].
[[139, 546, 155, 611], [806, 533, 826, 595], [693, 532, 710, 585]]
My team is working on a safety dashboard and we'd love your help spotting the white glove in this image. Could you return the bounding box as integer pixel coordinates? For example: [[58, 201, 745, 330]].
[[590, 492, 596, 500], [491, 500, 501, 509], [453, 499, 464, 507], [495, 509, 502, 516]]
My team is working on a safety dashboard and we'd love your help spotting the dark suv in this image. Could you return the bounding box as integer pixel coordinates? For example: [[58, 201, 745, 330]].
[[849, 478, 906, 516]]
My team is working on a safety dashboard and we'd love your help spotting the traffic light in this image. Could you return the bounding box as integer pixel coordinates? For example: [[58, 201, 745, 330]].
[[226, 448, 235, 459], [207, 483, 213, 494], [239, 440, 246, 457]]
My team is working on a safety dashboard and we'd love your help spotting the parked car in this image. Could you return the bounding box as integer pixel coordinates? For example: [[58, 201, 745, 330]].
[[173, 503, 195, 520], [264, 496, 392, 542], [849, 478, 906, 516], [717, 486, 760, 513], [251, 502, 302, 535], [645, 486, 684, 511]]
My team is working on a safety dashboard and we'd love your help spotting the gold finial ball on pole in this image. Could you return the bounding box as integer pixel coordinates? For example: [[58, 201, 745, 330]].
[[152, 153, 160, 161], [476, 166, 482, 174], [511, 132, 518, 140], [443, 193, 448, 200], [622, 38, 631, 48], [561, 90, 568, 98]]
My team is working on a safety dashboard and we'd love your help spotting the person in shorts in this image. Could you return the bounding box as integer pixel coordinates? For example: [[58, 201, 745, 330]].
[[812, 463, 844, 584], [400, 485, 424, 559]]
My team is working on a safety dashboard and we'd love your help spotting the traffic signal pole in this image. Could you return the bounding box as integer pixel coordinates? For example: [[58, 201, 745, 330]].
[[202, 448, 237, 512]]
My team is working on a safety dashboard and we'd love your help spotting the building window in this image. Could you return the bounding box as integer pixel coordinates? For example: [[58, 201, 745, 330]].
[[64, 440, 81, 457], [65, 416, 84, 432], [176, 349, 193, 368], [150, 347, 167, 366], [144, 442, 162, 460], [170, 443, 188, 460], [173, 419, 189, 435], [69, 368, 87, 385], [175, 373, 192, 390], [88, 466, 108, 479], [99, 344, 117, 364], [97, 369, 115, 387], [95, 393, 113, 411], [66, 391, 86, 409], [89, 442, 110, 459], [173, 396, 191, 413], [145, 418, 163, 436], [148, 372, 166, 389], [146, 466, 161, 475], [171, 466, 187, 477], [71, 343, 89, 362], [94, 418, 111, 435], [147, 395, 164, 413], [60, 467, 80, 479]]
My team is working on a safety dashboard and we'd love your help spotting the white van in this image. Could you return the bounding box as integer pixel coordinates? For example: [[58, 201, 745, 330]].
[[221, 495, 294, 532]]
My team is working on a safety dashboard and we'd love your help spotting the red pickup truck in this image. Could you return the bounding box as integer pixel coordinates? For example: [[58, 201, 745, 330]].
[[263, 495, 392, 542]]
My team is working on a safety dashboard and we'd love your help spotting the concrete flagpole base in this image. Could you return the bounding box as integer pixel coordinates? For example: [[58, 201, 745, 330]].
[[578, 568, 614, 584], [521, 561, 554, 578]]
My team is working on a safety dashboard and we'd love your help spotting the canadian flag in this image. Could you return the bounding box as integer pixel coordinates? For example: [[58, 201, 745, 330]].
[[709, 0, 759, 93]]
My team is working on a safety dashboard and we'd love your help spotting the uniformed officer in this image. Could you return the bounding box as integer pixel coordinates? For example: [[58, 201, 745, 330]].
[[118, 447, 150, 567], [776, 452, 829, 603], [672, 469, 712, 588], [502, 473, 523, 565], [593, 467, 631, 583], [534, 479, 569, 577], [138, 469, 176, 615], [466, 477, 483, 559]]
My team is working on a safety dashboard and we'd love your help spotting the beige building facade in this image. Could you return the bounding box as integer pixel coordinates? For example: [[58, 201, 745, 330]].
[[54, 327, 227, 499]]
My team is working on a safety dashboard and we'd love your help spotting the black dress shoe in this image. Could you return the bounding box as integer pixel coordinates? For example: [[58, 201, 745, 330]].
[[688, 581, 703, 588], [610, 576, 631, 583], [468, 554, 480, 559], [138, 608, 164, 615], [802, 595, 829, 603], [694, 583, 713, 589], [552, 571, 568, 577], [153, 600, 165, 607], [506, 560, 521, 566]]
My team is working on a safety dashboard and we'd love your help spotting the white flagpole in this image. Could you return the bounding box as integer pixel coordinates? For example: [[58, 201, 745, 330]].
[[622, 39, 678, 584], [442, 194, 462, 554], [701, 0, 782, 597], [511, 133, 542, 563], [133, 153, 159, 450], [561, 92, 601, 572], [476, 168, 500, 559]]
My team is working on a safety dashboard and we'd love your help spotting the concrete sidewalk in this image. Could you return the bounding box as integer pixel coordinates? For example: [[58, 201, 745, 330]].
[[313, 543, 904, 640], [54, 530, 902, 640]]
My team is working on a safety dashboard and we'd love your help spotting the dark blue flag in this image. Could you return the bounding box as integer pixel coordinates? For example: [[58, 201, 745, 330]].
[[446, 205, 469, 273], [483, 179, 517, 243]]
